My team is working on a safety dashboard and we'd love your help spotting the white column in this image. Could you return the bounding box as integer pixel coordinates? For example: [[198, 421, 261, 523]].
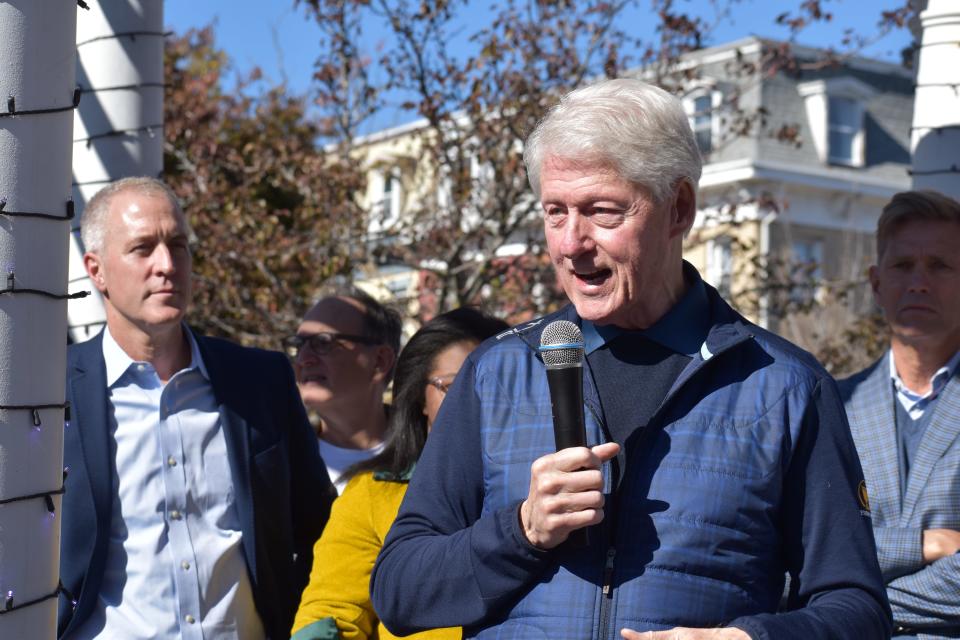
[[69, 0, 165, 342], [0, 1, 77, 638], [910, 0, 960, 199]]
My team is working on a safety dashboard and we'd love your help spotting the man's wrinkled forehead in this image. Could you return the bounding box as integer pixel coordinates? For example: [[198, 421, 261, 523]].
[[539, 153, 650, 202], [541, 150, 618, 175]]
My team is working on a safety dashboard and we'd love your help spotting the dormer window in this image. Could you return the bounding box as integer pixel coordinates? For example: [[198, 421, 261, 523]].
[[827, 96, 862, 165], [693, 94, 713, 154], [798, 77, 875, 168], [685, 85, 721, 158]]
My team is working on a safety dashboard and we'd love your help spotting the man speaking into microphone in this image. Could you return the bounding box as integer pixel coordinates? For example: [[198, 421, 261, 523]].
[[371, 79, 890, 639]]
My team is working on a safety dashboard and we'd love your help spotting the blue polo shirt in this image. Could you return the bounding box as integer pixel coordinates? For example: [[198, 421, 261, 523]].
[[583, 270, 711, 447]]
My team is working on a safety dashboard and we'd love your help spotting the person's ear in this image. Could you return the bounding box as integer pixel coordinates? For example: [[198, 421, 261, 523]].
[[372, 345, 396, 383], [669, 180, 697, 238], [84, 252, 108, 294]]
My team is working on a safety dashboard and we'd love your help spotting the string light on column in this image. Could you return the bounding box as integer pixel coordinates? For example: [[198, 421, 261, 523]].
[[0, 0, 84, 633], [0, 582, 72, 616], [0, 466, 68, 616], [1, 90, 82, 118], [0, 403, 70, 429], [76, 29, 172, 47], [76, 123, 164, 148], [0, 199, 75, 222], [0, 272, 89, 301]]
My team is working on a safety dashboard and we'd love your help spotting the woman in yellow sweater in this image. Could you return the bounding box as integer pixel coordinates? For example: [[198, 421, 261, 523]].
[[291, 308, 508, 640]]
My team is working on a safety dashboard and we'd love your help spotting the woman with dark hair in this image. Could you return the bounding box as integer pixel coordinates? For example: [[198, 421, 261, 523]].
[[291, 308, 508, 640]]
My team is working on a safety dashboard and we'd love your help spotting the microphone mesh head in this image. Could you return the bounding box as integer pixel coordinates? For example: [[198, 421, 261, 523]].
[[539, 320, 584, 366]]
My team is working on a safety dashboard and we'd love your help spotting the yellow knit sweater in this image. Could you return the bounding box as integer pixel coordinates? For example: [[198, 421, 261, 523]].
[[291, 471, 460, 640]]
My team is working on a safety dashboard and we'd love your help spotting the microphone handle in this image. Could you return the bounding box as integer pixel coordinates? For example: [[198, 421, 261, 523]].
[[545, 364, 589, 548], [545, 364, 586, 448]]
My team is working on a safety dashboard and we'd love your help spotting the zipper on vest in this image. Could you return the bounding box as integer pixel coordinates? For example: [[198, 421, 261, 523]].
[[586, 395, 620, 640], [601, 547, 616, 594], [598, 546, 617, 638], [590, 327, 751, 639]]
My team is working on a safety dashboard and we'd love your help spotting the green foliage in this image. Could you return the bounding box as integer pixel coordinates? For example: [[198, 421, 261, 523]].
[[300, 0, 663, 320], [163, 28, 367, 348]]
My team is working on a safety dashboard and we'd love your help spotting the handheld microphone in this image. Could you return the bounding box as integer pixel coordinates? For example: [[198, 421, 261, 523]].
[[539, 320, 589, 547]]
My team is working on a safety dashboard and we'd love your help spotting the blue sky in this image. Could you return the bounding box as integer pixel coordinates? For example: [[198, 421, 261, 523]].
[[165, 1, 319, 92], [164, 0, 913, 130]]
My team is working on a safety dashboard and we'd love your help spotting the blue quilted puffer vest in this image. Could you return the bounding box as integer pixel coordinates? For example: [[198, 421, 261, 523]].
[[471, 307, 818, 640]]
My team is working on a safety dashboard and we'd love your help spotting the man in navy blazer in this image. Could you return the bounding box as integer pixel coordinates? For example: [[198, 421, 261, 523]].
[[59, 177, 334, 639], [840, 190, 960, 639]]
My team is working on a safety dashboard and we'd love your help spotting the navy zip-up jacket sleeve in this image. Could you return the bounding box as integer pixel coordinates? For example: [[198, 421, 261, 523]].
[[372, 350, 891, 638], [371, 351, 553, 635]]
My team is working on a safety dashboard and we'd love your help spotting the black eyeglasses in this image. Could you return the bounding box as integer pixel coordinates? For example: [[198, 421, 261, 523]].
[[283, 332, 380, 357]]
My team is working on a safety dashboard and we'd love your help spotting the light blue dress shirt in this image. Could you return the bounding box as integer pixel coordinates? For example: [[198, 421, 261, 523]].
[[69, 327, 265, 640], [889, 348, 960, 420]]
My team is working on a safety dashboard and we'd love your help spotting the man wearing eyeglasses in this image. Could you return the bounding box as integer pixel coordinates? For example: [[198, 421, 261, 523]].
[[287, 287, 402, 493]]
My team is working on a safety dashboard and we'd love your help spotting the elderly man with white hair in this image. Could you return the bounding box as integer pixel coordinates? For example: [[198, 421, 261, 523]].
[[370, 79, 890, 639]]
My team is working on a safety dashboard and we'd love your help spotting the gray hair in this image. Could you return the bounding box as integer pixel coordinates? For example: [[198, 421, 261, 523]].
[[523, 78, 703, 203], [81, 176, 184, 254]]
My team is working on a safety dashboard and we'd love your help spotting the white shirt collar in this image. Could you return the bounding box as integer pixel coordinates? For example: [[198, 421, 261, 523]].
[[889, 347, 960, 405], [102, 324, 209, 387]]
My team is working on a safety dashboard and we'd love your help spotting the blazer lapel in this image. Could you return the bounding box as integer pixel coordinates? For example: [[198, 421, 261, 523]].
[[69, 337, 114, 529], [219, 404, 256, 578], [196, 334, 258, 582], [847, 358, 902, 525], [902, 371, 960, 521]]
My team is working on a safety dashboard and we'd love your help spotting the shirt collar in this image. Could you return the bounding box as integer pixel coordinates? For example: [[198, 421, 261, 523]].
[[889, 347, 960, 405], [102, 325, 208, 387], [582, 266, 711, 357]]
